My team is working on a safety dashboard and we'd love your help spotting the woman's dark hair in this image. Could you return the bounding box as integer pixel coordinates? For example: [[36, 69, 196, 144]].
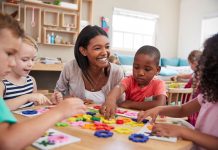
[[74, 25, 109, 83], [194, 33, 218, 103], [0, 13, 24, 38]]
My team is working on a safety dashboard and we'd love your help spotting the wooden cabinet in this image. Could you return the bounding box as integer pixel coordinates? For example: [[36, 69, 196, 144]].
[[1, 2, 21, 21], [43, 27, 77, 47], [80, 0, 93, 29], [0, 0, 93, 47]]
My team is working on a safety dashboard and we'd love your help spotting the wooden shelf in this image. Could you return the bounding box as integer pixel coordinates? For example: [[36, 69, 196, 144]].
[[24, 5, 42, 43], [43, 43, 74, 47], [1, 2, 21, 21], [45, 28, 77, 34], [24, 0, 78, 12], [80, 0, 93, 27], [32, 63, 64, 71], [43, 10, 59, 26], [43, 27, 77, 46], [61, 12, 77, 28], [1, 0, 93, 47]]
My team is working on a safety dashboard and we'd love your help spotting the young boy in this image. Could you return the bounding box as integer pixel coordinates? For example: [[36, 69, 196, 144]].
[[0, 13, 86, 150], [101, 45, 167, 118]]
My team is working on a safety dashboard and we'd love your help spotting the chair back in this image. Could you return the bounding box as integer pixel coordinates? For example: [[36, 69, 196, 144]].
[[167, 88, 193, 105]]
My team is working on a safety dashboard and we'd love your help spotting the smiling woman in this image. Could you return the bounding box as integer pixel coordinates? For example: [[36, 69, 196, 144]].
[[54, 25, 124, 104]]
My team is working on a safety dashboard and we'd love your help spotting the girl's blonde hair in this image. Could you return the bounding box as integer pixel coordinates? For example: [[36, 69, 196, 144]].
[[22, 35, 38, 51], [188, 50, 202, 64]]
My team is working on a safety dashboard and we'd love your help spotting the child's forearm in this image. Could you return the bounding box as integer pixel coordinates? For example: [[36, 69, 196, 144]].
[[0, 107, 64, 150], [181, 127, 218, 150], [106, 85, 123, 104], [159, 99, 200, 118], [177, 74, 192, 80], [5, 94, 31, 110], [158, 105, 187, 117], [125, 100, 165, 110]]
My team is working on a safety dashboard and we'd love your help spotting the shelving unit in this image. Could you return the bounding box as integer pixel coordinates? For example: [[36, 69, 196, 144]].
[[80, 0, 93, 30], [43, 27, 77, 47], [43, 10, 59, 26], [24, 0, 79, 12], [1, 2, 21, 21], [24, 5, 41, 43], [61, 12, 77, 29], [0, 0, 93, 47]]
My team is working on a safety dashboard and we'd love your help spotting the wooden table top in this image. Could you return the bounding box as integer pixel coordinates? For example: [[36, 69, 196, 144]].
[[14, 106, 193, 150]]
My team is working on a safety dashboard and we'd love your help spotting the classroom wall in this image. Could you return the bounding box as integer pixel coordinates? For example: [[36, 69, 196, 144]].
[[38, 0, 180, 62], [177, 0, 218, 59], [93, 0, 180, 58]]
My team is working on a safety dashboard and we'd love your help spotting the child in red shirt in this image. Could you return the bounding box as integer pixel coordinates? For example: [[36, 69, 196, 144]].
[[101, 45, 167, 118]]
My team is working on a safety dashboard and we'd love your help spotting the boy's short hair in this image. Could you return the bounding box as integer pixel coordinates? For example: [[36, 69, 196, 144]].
[[135, 45, 160, 66], [0, 13, 24, 38], [23, 35, 38, 51]]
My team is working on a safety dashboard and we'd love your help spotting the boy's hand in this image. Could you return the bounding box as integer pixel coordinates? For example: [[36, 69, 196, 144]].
[[100, 101, 117, 119], [28, 93, 52, 105], [55, 97, 86, 119], [137, 107, 161, 123], [51, 91, 63, 104], [152, 123, 184, 137]]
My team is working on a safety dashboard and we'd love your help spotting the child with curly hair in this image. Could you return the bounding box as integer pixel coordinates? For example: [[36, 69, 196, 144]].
[[138, 33, 218, 150]]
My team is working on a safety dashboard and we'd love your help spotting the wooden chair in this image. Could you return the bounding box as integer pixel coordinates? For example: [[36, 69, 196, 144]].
[[167, 88, 193, 105]]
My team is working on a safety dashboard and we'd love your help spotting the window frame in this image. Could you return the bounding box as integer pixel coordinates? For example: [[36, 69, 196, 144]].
[[111, 8, 159, 51]]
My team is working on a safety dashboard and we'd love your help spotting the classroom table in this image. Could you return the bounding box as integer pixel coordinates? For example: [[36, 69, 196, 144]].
[[14, 106, 193, 150]]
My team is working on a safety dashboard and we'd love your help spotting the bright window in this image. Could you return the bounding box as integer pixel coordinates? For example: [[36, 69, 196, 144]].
[[112, 8, 158, 51]]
